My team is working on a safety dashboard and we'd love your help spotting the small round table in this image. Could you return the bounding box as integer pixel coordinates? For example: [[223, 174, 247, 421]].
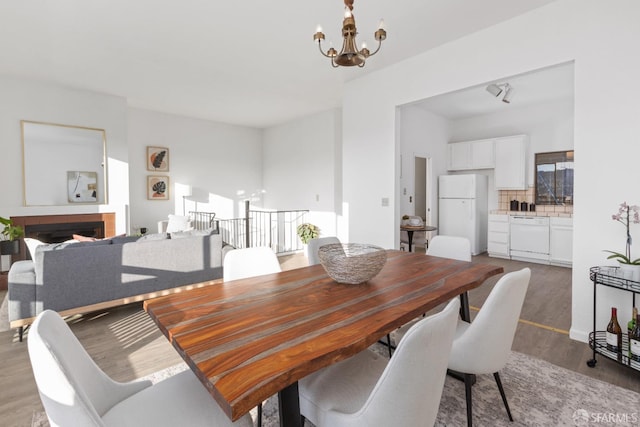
[[400, 225, 437, 252]]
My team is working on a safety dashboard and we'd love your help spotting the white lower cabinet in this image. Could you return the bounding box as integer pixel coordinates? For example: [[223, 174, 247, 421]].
[[550, 217, 573, 267], [488, 214, 510, 259]]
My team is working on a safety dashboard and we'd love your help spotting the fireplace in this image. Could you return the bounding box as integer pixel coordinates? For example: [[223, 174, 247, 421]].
[[11, 213, 116, 262]]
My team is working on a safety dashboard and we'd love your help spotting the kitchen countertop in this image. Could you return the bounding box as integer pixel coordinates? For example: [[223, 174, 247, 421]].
[[490, 210, 573, 218]]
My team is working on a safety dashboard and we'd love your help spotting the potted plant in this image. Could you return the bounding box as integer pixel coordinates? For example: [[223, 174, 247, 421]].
[[604, 202, 640, 280], [297, 223, 320, 245], [0, 216, 24, 255]]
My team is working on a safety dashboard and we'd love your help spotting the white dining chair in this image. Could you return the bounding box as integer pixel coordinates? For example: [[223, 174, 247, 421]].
[[299, 298, 460, 427], [448, 267, 531, 427], [28, 310, 253, 427], [426, 235, 472, 261], [223, 246, 281, 282], [222, 246, 281, 427], [307, 236, 341, 265], [391, 235, 472, 351]]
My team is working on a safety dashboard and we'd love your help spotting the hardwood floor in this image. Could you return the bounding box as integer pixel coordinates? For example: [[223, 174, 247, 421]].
[[1, 252, 638, 426]]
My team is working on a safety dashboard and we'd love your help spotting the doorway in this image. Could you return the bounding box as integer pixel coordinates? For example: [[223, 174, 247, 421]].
[[413, 155, 432, 225]]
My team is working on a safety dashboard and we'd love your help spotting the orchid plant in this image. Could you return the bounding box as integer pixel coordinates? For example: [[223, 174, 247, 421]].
[[604, 202, 640, 265]]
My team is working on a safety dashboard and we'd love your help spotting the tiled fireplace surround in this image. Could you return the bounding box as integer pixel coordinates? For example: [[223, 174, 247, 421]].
[[496, 188, 573, 217]]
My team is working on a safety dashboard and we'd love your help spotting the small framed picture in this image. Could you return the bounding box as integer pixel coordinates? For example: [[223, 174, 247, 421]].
[[67, 171, 98, 203], [147, 146, 169, 171], [147, 175, 170, 200]]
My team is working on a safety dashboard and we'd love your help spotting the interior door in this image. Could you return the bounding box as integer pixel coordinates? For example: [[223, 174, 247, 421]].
[[414, 156, 426, 220]]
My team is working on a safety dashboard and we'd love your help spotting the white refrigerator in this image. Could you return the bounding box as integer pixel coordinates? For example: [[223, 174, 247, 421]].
[[438, 174, 488, 255]]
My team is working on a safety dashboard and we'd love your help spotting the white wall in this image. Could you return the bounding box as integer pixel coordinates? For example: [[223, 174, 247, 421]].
[[0, 75, 129, 228], [398, 106, 451, 227], [263, 109, 342, 239], [342, 0, 640, 343], [127, 108, 263, 232]]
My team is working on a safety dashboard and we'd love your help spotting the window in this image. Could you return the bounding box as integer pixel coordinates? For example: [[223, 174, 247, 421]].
[[535, 150, 574, 205]]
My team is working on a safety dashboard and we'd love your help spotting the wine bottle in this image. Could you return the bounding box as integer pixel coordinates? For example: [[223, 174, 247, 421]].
[[606, 307, 622, 355], [631, 313, 640, 363], [629, 307, 638, 357]]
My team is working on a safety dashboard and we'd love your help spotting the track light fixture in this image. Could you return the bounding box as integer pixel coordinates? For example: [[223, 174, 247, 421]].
[[486, 83, 514, 103]]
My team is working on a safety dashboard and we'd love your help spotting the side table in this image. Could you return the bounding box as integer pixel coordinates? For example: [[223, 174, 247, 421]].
[[400, 225, 437, 252]]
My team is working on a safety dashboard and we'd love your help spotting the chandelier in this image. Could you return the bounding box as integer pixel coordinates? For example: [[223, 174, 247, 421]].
[[313, 0, 386, 68]]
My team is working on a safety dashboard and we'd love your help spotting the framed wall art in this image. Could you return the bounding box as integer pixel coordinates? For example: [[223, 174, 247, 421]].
[[67, 171, 98, 203], [147, 146, 169, 172], [147, 175, 170, 200]]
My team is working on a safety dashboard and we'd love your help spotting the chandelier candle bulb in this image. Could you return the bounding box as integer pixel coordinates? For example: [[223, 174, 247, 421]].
[[378, 19, 385, 30]]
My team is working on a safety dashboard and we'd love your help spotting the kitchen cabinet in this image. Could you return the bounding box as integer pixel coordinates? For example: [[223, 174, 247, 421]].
[[550, 217, 573, 267], [488, 214, 510, 259], [447, 139, 495, 171], [448, 142, 471, 171], [494, 135, 527, 190]]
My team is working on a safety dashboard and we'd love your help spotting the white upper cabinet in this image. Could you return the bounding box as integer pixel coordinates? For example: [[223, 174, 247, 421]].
[[447, 142, 471, 170], [447, 138, 494, 171], [494, 135, 527, 190]]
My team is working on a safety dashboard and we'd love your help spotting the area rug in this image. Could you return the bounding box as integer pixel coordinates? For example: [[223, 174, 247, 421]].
[[33, 346, 638, 427]]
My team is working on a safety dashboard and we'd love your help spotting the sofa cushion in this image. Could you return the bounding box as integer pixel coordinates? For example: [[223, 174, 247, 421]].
[[109, 235, 141, 245], [137, 232, 169, 242], [170, 229, 213, 239]]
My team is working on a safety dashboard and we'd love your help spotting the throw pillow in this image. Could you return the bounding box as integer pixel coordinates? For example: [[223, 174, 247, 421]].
[[73, 234, 97, 242], [24, 238, 45, 260], [165, 215, 191, 233]]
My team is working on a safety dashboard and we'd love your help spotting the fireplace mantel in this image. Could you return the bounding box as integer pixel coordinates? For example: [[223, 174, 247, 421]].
[[11, 213, 116, 262]]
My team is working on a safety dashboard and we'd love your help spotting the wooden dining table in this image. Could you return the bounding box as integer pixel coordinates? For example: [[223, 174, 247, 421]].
[[144, 250, 503, 427]]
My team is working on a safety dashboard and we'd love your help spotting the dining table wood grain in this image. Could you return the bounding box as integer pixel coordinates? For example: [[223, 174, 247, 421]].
[[143, 250, 503, 425]]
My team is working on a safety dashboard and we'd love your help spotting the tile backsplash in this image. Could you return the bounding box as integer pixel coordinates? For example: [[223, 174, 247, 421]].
[[498, 188, 573, 216]]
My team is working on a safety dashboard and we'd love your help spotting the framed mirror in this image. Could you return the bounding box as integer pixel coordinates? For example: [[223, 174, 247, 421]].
[[535, 150, 574, 205], [21, 121, 107, 206]]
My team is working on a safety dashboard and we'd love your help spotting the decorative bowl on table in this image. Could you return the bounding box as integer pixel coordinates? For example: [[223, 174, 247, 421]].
[[318, 243, 387, 284]]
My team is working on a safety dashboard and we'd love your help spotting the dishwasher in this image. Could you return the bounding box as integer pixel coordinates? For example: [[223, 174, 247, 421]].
[[509, 216, 550, 262]]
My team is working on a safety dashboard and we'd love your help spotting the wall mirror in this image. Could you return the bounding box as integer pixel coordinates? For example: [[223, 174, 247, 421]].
[[21, 121, 107, 206], [535, 150, 574, 205]]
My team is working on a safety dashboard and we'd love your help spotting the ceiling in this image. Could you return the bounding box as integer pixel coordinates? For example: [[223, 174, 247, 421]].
[[411, 61, 575, 120], [0, 0, 558, 128]]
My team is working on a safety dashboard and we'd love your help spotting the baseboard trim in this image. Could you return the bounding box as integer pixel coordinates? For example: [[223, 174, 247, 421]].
[[569, 327, 589, 343]]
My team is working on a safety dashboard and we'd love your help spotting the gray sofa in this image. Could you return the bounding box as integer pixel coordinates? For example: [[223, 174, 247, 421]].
[[8, 232, 230, 340]]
